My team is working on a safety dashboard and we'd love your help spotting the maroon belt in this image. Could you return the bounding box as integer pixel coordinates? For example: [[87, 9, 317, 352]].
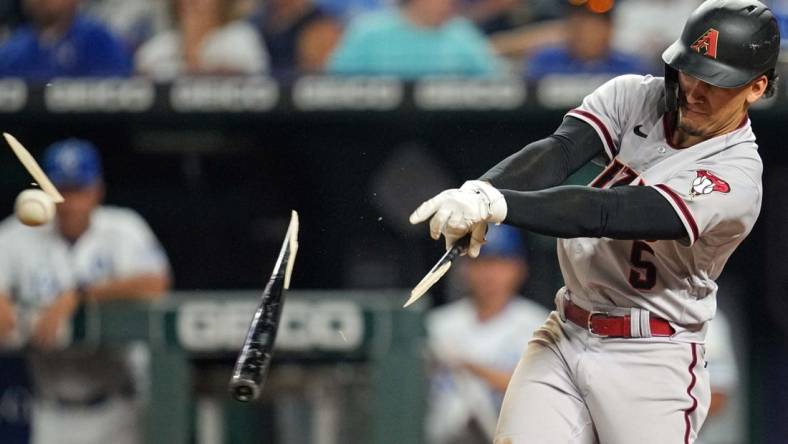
[[564, 300, 675, 338]]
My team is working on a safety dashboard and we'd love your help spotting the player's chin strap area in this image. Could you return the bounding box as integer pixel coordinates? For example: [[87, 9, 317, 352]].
[[557, 291, 675, 338], [664, 63, 680, 113]]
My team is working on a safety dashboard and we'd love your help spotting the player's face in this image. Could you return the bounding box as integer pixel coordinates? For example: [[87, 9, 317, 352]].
[[465, 258, 526, 307], [56, 184, 102, 241], [677, 72, 768, 140]]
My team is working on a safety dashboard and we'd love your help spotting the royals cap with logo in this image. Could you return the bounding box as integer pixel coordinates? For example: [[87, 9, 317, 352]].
[[42, 139, 103, 189]]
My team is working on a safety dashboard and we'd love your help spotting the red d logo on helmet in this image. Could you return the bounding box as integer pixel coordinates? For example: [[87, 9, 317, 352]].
[[690, 28, 720, 59]]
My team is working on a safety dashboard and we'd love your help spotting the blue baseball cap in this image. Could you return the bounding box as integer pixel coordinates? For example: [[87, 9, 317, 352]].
[[42, 139, 103, 189], [478, 224, 526, 259]]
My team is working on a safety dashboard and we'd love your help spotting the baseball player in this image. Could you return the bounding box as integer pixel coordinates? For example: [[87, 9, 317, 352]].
[[409, 1, 779, 443], [426, 225, 549, 444], [0, 139, 171, 444]]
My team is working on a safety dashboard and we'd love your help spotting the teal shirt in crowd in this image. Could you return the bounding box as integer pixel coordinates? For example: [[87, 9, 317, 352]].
[[328, 10, 501, 78]]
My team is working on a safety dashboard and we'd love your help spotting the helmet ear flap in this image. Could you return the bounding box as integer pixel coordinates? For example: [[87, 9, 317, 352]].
[[664, 64, 679, 112]]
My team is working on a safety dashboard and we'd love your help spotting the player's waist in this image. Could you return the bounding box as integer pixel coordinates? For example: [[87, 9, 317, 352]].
[[556, 288, 682, 339]]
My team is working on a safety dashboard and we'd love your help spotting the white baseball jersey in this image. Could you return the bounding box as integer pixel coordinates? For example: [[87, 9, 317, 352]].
[[0, 206, 168, 309], [0, 206, 169, 401], [561, 74, 762, 342], [426, 297, 549, 444]]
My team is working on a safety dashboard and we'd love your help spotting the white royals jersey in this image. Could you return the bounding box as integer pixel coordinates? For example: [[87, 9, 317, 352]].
[[561, 74, 762, 342], [0, 206, 169, 308], [426, 297, 549, 442], [0, 206, 169, 401]]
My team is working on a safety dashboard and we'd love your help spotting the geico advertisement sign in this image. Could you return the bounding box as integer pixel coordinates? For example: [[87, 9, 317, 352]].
[[177, 299, 364, 352]]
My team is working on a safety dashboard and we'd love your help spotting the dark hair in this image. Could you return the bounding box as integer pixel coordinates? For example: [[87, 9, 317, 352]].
[[764, 68, 779, 98]]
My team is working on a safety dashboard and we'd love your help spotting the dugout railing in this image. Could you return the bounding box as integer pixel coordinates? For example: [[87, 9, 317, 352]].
[[65, 290, 427, 444]]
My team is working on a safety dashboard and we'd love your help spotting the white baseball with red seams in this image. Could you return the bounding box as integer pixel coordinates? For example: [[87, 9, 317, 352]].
[[495, 74, 760, 444], [15, 189, 55, 226]]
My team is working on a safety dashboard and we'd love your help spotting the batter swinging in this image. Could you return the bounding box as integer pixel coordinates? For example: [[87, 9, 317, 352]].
[[409, 1, 780, 442]]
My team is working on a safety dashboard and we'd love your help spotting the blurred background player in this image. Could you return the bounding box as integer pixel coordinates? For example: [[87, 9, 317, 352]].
[[426, 224, 548, 444], [327, 0, 502, 78], [698, 309, 745, 444], [135, 0, 268, 80], [0, 139, 171, 444], [0, 0, 132, 81]]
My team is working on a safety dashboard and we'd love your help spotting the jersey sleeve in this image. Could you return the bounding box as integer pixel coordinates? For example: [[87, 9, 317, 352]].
[[651, 165, 761, 247], [565, 75, 647, 162], [111, 212, 171, 278]]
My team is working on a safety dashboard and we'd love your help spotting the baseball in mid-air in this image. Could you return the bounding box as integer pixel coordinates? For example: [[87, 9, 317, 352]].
[[15, 189, 55, 226]]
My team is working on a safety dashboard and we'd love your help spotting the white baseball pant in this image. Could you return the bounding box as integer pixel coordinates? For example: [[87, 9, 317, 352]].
[[495, 311, 710, 444]]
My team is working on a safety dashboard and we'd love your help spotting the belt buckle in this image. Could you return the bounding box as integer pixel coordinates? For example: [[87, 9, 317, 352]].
[[587, 311, 609, 338]]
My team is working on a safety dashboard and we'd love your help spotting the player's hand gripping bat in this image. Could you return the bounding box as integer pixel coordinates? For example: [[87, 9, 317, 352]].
[[229, 211, 299, 402], [403, 235, 470, 308]]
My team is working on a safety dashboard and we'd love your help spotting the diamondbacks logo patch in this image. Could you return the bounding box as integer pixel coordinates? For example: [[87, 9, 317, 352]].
[[690, 170, 730, 197], [690, 28, 720, 59]]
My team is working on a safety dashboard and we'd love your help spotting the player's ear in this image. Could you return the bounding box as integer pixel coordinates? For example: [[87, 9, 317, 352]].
[[745, 75, 768, 104]]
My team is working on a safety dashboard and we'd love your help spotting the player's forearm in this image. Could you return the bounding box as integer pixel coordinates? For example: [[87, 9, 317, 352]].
[[85, 273, 170, 302], [462, 362, 513, 393], [0, 292, 17, 339], [479, 117, 602, 191], [500, 185, 687, 240]]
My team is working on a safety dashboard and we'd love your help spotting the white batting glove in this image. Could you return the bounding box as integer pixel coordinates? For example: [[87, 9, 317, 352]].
[[409, 180, 507, 258]]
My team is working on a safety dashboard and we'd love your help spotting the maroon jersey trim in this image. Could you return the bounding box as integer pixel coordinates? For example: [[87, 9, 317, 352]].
[[567, 109, 617, 160], [683, 343, 700, 444], [654, 184, 700, 245]]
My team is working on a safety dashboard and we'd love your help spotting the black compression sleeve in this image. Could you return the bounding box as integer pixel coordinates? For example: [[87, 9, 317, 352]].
[[500, 185, 687, 240], [479, 116, 604, 191]]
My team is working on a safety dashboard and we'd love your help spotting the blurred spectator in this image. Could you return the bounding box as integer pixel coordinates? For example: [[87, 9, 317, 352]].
[[612, 0, 702, 72], [697, 310, 746, 444], [525, 3, 647, 81], [83, 0, 167, 51], [426, 225, 548, 444], [458, 0, 519, 34], [253, 0, 343, 80], [460, 0, 563, 34], [0, 0, 132, 81], [136, 0, 268, 81], [316, 0, 391, 22], [328, 0, 503, 78], [0, 139, 171, 444], [0, 0, 25, 41], [489, 19, 563, 61]]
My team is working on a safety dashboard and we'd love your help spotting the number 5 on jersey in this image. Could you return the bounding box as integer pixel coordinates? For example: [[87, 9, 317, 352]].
[[629, 241, 657, 290]]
